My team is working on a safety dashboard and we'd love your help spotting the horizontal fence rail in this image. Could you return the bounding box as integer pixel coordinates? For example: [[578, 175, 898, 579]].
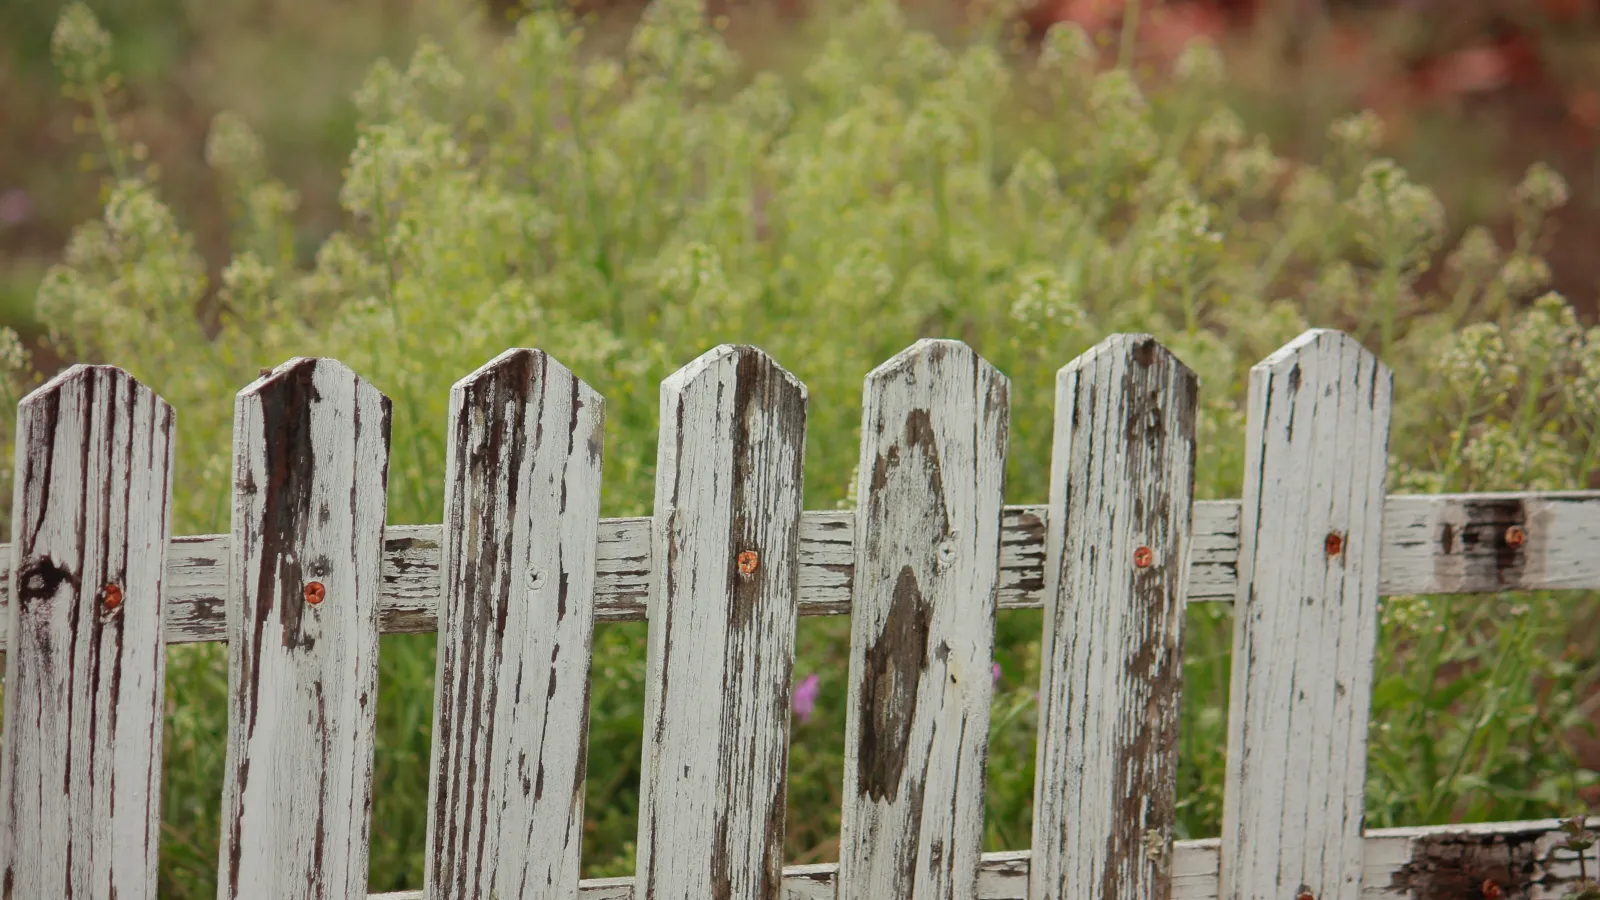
[[0, 491, 1594, 650], [369, 817, 1600, 900], [3, 330, 1598, 900]]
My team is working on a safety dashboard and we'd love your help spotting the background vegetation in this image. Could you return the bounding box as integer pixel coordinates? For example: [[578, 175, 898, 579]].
[[4, 0, 1600, 895]]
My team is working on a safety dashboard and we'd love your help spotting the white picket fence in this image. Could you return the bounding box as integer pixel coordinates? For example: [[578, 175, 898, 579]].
[[0, 329, 1596, 900]]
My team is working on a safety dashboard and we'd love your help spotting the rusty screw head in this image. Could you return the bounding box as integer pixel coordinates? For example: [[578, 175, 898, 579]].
[[1133, 546, 1154, 568], [1296, 892, 1315, 900], [1481, 880, 1503, 899], [304, 581, 326, 605], [737, 550, 759, 575], [1504, 525, 1527, 549], [102, 583, 123, 610], [1325, 531, 1345, 557]]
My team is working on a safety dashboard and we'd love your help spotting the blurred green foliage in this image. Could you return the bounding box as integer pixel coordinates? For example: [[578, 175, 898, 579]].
[[8, 0, 1600, 895]]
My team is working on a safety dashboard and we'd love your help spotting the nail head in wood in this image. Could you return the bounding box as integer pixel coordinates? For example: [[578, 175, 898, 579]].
[[1296, 892, 1315, 900], [101, 583, 123, 610], [737, 549, 759, 575], [304, 581, 326, 605], [526, 567, 548, 590], [1482, 880, 1503, 899], [1324, 531, 1345, 557], [1504, 525, 1527, 549], [1133, 545, 1154, 568]]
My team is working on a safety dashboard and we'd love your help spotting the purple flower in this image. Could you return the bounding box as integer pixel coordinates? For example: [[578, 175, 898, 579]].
[[992, 662, 1002, 685], [793, 673, 820, 723], [0, 189, 31, 227]]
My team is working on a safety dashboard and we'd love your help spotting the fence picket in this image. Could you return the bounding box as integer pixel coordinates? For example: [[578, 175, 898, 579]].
[[0, 366, 174, 900], [634, 346, 807, 900], [1031, 335, 1199, 900], [834, 339, 1009, 900], [1220, 330, 1392, 900], [216, 358, 391, 900], [425, 350, 605, 900]]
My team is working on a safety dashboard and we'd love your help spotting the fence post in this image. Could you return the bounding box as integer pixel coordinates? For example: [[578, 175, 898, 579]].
[[836, 339, 1010, 900], [634, 345, 807, 900], [1220, 329, 1392, 900], [0, 366, 175, 900], [216, 358, 391, 900], [425, 349, 605, 900], [1030, 334, 1198, 900]]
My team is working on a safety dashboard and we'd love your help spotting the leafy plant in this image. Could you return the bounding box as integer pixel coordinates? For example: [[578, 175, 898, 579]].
[[1562, 815, 1600, 900], [17, 0, 1600, 894]]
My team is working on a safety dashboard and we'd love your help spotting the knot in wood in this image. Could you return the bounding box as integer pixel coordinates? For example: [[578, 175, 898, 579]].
[[101, 583, 123, 610], [1324, 531, 1345, 557], [1133, 546, 1154, 568], [303, 581, 326, 605], [1504, 525, 1527, 549], [737, 550, 759, 575]]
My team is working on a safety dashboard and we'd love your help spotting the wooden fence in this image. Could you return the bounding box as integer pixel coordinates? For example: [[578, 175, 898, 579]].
[[0, 329, 1596, 900]]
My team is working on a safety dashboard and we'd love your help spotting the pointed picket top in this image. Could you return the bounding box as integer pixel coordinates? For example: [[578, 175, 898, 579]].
[[426, 348, 605, 900], [636, 343, 808, 900], [660, 342, 809, 402], [0, 363, 176, 900], [837, 338, 1010, 900], [1057, 331, 1195, 379], [1031, 333, 1199, 900], [1222, 328, 1393, 900], [218, 356, 392, 900]]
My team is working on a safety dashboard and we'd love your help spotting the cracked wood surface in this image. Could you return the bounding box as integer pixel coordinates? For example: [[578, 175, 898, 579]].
[[633, 345, 807, 900], [216, 358, 392, 900], [836, 339, 1009, 900], [1032, 335, 1198, 900], [0, 365, 175, 900], [424, 350, 604, 900], [1221, 330, 1394, 900]]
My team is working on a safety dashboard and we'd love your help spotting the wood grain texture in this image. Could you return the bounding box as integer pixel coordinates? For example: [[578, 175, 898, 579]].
[[1032, 335, 1198, 900], [836, 340, 1009, 900], [216, 357, 392, 900], [1220, 330, 1393, 900], [425, 350, 605, 900], [372, 816, 1600, 900], [0, 365, 175, 900], [634, 345, 807, 900], [4, 489, 1597, 648]]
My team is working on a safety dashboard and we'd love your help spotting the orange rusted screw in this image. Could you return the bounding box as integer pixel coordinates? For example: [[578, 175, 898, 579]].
[[737, 551, 759, 575], [1325, 531, 1345, 557], [1504, 525, 1527, 549], [1133, 546, 1153, 568], [1296, 892, 1315, 900], [102, 583, 123, 610], [1481, 880, 1503, 899], [304, 581, 326, 605]]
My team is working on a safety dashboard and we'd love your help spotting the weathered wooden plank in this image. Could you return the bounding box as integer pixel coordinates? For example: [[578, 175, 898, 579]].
[[425, 350, 605, 900], [634, 345, 807, 900], [0, 365, 175, 900], [1221, 330, 1393, 900], [369, 817, 1600, 900], [216, 357, 391, 900], [836, 340, 1009, 900], [1, 490, 1596, 648], [1378, 491, 1600, 594], [1033, 335, 1198, 900]]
